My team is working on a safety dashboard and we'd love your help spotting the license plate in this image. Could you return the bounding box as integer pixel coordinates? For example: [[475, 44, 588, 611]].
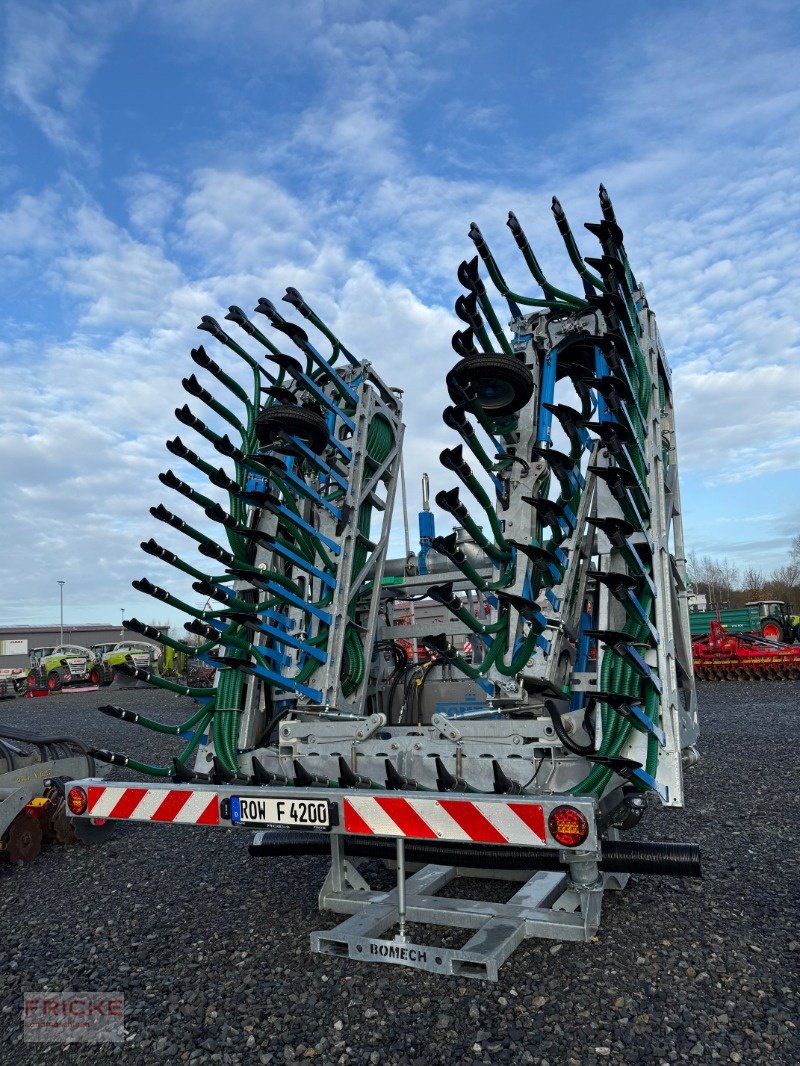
[[230, 796, 330, 829]]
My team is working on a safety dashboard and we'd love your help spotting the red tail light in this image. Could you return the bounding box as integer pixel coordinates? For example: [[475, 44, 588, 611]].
[[67, 786, 88, 815], [548, 804, 589, 847]]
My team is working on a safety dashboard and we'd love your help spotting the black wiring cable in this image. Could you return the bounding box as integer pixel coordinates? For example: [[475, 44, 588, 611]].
[[377, 639, 408, 677], [546, 700, 596, 757], [521, 756, 545, 791], [582, 697, 597, 749], [398, 665, 423, 725], [418, 657, 444, 695], [386, 640, 407, 675], [252, 702, 293, 749], [387, 661, 423, 726], [384, 652, 413, 726]]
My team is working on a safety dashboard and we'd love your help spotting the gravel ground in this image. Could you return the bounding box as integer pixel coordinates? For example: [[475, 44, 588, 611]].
[[1, 682, 798, 1065]]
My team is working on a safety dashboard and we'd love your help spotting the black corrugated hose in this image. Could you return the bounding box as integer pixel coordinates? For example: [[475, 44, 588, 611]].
[[249, 832, 702, 876]]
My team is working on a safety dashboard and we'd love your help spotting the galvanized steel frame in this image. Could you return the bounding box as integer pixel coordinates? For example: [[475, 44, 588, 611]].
[[312, 838, 627, 981]]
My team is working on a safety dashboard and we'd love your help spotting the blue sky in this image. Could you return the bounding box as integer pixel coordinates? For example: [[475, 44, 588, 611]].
[[1, 0, 798, 628]]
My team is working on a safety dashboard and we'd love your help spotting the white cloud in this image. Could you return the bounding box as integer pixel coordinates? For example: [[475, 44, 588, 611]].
[[180, 170, 323, 275], [3, 0, 139, 154], [123, 173, 180, 243], [674, 361, 800, 485], [0, 187, 63, 257], [54, 232, 185, 329]]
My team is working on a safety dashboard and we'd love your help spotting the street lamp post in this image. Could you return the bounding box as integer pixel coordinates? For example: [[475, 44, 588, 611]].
[[57, 580, 65, 644]]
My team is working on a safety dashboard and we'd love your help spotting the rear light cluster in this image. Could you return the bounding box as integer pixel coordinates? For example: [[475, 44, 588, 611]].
[[67, 786, 88, 815], [548, 804, 589, 847]]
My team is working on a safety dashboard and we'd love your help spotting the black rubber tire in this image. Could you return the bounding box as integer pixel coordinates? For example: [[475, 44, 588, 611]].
[[90, 664, 113, 686], [446, 355, 534, 416], [255, 404, 329, 453], [46, 671, 62, 692], [760, 619, 785, 643], [90, 660, 113, 686]]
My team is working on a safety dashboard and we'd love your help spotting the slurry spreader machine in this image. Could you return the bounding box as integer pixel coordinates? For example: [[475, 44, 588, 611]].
[[68, 188, 701, 980]]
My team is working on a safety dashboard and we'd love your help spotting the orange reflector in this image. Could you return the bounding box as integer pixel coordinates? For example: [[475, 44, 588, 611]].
[[548, 804, 589, 847], [67, 786, 88, 815]]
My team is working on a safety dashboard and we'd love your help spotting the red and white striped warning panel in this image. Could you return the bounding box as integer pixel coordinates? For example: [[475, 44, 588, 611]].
[[87, 785, 219, 825], [343, 795, 547, 846]]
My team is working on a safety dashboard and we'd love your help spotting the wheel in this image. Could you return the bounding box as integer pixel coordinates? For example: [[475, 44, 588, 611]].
[[46, 671, 62, 692], [26, 673, 38, 690], [446, 354, 534, 416], [255, 404, 329, 454], [3, 813, 43, 864], [89, 664, 113, 686], [760, 619, 785, 642]]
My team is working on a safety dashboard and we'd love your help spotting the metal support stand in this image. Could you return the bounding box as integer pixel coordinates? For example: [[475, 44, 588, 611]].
[[311, 839, 628, 981]]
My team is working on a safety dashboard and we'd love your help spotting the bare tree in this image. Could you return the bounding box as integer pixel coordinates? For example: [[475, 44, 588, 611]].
[[765, 564, 800, 607], [687, 551, 739, 609], [787, 533, 800, 586], [741, 567, 765, 602]]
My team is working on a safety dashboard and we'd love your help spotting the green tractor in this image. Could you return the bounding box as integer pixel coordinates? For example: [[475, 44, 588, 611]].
[[26, 645, 110, 692], [746, 601, 800, 643]]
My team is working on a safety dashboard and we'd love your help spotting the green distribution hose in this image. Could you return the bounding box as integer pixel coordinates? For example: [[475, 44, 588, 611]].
[[340, 413, 396, 695], [99, 706, 216, 778], [462, 471, 510, 549], [432, 196, 667, 803], [99, 298, 391, 775]]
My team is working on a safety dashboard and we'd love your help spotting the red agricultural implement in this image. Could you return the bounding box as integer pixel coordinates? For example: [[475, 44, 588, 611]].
[[693, 620, 800, 681]]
